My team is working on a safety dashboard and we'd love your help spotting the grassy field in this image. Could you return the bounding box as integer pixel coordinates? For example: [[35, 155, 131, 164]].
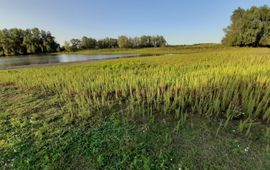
[[1, 46, 270, 169]]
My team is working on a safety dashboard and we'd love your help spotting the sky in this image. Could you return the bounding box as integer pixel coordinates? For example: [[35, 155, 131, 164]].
[[0, 0, 270, 45]]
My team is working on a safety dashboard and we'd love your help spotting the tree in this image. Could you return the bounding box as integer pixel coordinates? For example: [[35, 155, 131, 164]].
[[0, 46, 3, 56], [64, 35, 167, 51], [151, 35, 167, 47], [97, 39, 106, 48], [1, 29, 12, 56], [223, 5, 270, 47], [24, 28, 43, 54], [9, 28, 26, 55], [117, 36, 130, 48], [97, 38, 118, 48], [81, 36, 97, 49], [70, 39, 81, 51], [258, 6, 270, 46], [41, 30, 60, 53], [131, 37, 141, 48], [103, 38, 118, 48], [140, 35, 153, 47], [0, 27, 60, 56], [64, 41, 72, 52]]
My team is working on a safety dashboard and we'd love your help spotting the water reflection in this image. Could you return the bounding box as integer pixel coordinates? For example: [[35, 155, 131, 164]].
[[0, 54, 138, 68]]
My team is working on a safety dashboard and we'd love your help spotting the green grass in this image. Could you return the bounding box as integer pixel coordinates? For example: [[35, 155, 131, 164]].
[[1, 46, 270, 169]]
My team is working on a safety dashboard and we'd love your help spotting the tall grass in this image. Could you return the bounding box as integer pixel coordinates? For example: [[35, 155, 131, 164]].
[[1, 47, 270, 132]]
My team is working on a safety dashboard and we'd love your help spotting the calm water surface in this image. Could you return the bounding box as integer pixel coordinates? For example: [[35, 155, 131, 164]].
[[0, 54, 139, 68]]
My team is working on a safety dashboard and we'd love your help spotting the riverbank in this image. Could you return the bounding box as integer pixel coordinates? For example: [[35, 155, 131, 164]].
[[56, 44, 227, 55]]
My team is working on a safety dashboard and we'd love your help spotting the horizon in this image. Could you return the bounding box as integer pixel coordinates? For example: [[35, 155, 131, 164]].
[[0, 0, 270, 45]]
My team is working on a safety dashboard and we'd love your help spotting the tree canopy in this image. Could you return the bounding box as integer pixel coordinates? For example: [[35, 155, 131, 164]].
[[81, 36, 97, 49], [222, 5, 270, 47], [117, 35, 167, 48], [0, 28, 60, 56], [64, 35, 167, 51], [0, 28, 167, 54]]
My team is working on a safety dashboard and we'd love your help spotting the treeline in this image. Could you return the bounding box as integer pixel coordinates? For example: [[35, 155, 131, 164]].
[[0, 28, 60, 56], [64, 35, 167, 51], [223, 5, 270, 47], [0, 27, 167, 55]]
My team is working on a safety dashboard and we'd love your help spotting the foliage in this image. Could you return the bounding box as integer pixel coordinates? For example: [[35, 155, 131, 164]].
[[0, 28, 60, 56], [97, 37, 118, 49], [1, 47, 270, 129], [1, 47, 270, 169], [117, 35, 131, 48], [223, 5, 270, 47], [65, 43, 225, 55], [81, 36, 97, 49], [64, 35, 167, 51], [70, 39, 81, 51], [63, 41, 72, 52], [117, 35, 167, 48], [0, 83, 269, 169]]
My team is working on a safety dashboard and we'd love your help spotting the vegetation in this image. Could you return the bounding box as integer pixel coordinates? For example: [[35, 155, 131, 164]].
[[223, 5, 270, 47], [64, 35, 167, 52], [0, 28, 166, 55], [81, 36, 97, 49], [1, 46, 270, 169], [0, 28, 60, 56], [2, 4, 270, 169], [117, 35, 167, 48], [61, 43, 225, 55]]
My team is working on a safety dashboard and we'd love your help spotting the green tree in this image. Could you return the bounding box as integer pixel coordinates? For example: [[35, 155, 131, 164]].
[[0, 27, 59, 56], [64, 41, 72, 52], [97, 39, 106, 48], [41, 30, 60, 53], [131, 37, 141, 48], [65, 35, 167, 51], [223, 5, 270, 47], [70, 39, 81, 51], [151, 35, 167, 47], [117, 36, 130, 48], [104, 38, 118, 48], [140, 35, 153, 47], [97, 38, 118, 48], [81, 36, 97, 49]]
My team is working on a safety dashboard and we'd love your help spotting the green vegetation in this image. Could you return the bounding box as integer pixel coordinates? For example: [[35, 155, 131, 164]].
[[61, 43, 225, 55], [117, 35, 166, 48], [223, 5, 270, 47], [64, 35, 167, 52], [0, 28, 60, 56], [1, 46, 270, 169]]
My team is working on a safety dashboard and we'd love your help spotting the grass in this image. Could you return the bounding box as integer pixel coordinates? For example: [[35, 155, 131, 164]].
[[1, 46, 270, 169]]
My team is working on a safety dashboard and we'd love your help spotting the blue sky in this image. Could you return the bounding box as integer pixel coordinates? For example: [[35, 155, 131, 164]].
[[0, 0, 269, 45]]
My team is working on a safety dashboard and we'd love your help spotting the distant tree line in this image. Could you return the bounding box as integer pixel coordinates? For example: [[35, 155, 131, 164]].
[[117, 35, 167, 48], [0, 27, 167, 55], [223, 5, 270, 47], [64, 37, 118, 52], [0, 28, 60, 56], [64, 35, 167, 51]]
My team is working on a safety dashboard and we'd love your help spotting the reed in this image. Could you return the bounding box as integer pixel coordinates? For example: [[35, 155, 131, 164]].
[[1, 47, 270, 131]]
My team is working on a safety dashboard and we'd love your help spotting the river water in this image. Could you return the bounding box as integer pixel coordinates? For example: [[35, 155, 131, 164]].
[[0, 53, 140, 68]]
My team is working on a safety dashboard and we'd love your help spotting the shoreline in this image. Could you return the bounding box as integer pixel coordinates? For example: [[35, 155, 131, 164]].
[[0, 54, 166, 70]]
